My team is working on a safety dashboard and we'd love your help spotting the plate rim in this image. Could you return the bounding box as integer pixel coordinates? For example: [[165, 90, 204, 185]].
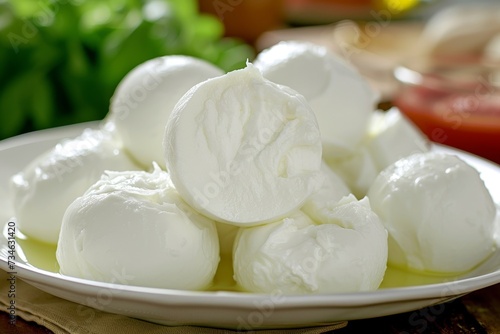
[[1, 253, 499, 308]]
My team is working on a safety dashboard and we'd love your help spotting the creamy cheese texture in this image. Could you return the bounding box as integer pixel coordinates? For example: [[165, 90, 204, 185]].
[[324, 144, 378, 199], [366, 107, 430, 171], [233, 195, 388, 294], [254, 41, 376, 157], [10, 126, 138, 244], [56, 164, 220, 290], [108, 55, 224, 168], [9, 43, 500, 295], [367, 152, 497, 274], [164, 63, 323, 225], [325, 108, 430, 199], [301, 162, 351, 222]]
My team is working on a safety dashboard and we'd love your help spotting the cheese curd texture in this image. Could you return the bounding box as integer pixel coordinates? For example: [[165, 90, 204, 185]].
[[10, 127, 138, 244], [254, 41, 376, 157], [56, 164, 220, 290], [301, 162, 351, 222], [108, 55, 224, 168], [164, 63, 323, 225], [233, 195, 388, 294], [324, 144, 379, 199], [325, 108, 430, 198], [367, 152, 497, 274]]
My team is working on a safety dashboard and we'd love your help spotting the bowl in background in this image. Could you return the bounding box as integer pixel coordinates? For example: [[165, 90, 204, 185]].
[[393, 58, 500, 165]]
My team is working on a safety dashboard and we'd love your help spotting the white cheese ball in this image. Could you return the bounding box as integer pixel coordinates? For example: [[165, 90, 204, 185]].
[[10, 127, 139, 244], [233, 195, 388, 294], [324, 144, 379, 199], [324, 108, 430, 198], [301, 162, 351, 221], [254, 41, 376, 157], [366, 108, 430, 171], [108, 55, 224, 168], [164, 63, 323, 225], [56, 164, 220, 290], [367, 152, 497, 274]]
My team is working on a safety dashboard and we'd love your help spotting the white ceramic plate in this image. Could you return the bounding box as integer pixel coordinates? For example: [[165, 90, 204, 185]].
[[1, 122, 500, 329]]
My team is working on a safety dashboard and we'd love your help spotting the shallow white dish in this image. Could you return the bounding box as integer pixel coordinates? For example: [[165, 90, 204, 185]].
[[1, 122, 500, 329]]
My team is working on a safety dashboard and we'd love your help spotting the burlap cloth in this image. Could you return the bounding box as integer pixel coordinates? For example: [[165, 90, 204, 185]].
[[0, 270, 347, 333]]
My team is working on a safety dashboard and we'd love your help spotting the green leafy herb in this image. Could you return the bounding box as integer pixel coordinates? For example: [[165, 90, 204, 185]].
[[0, 0, 254, 139]]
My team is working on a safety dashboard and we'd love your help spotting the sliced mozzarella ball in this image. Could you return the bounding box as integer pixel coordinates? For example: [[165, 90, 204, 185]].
[[56, 164, 220, 290], [233, 195, 387, 294], [164, 63, 323, 225], [367, 152, 497, 274], [254, 41, 376, 157], [10, 127, 139, 244], [108, 55, 224, 168]]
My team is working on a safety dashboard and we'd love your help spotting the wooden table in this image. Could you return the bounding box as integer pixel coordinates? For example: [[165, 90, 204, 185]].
[[1, 282, 499, 333]]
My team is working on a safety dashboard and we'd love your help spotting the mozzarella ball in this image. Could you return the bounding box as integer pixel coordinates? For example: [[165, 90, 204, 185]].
[[366, 108, 430, 171], [302, 162, 351, 222], [325, 108, 430, 198], [324, 144, 379, 199], [164, 63, 323, 225], [233, 195, 388, 294], [108, 55, 224, 168], [10, 127, 139, 244], [254, 41, 376, 157], [56, 164, 220, 290], [367, 152, 497, 274]]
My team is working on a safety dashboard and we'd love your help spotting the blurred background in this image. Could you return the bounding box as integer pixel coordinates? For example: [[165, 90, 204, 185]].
[[1, 0, 499, 163], [0, 0, 256, 141]]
